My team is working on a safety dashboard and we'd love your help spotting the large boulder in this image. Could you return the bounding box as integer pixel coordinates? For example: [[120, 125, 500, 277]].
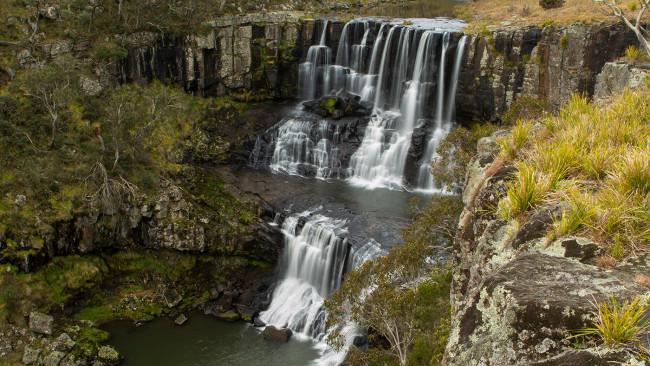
[[29, 312, 54, 335], [445, 145, 650, 365], [594, 62, 650, 103], [445, 253, 646, 365], [262, 325, 293, 342]]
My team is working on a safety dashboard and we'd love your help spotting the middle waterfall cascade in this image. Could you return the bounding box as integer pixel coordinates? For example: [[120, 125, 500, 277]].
[[259, 209, 384, 365], [259, 18, 466, 191]]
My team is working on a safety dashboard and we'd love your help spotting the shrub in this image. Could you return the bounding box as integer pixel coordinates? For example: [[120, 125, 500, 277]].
[[539, 0, 565, 9], [576, 295, 649, 350], [92, 41, 128, 61], [624, 45, 641, 61], [497, 85, 649, 253], [498, 120, 534, 159], [609, 148, 650, 196], [552, 191, 595, 238], [431, 123, 498, 189], [502, 96, 550, 126]]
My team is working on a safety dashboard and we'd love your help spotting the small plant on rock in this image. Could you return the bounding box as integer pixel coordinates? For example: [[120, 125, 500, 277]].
[[576, 295, 649, 356]]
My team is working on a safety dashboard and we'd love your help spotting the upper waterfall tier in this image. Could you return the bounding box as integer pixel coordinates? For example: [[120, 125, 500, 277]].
[[251, 17, 467, 192]]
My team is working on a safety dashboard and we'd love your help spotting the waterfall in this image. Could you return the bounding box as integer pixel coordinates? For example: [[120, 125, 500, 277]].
[[348, 30, 441, 190], [416, 35, 468, 192], [299, 20, 331, 100], [260, 210, 384, 364], [264, 18, 466, 191], [269, 117, 342, 179]]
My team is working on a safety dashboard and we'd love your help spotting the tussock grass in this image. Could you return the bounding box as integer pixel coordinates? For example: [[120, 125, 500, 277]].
[[498, 162, 550, 219], [497, 120, 534, 159], [497, 85, 650, 255], [576, 295, 649, 353]]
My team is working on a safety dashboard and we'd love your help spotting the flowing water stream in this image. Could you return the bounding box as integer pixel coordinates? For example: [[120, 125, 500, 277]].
[[109, 15, 466, 366], [252, 17, 467, 365]]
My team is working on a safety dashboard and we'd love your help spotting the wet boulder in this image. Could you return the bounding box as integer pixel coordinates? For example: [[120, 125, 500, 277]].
[[262, 325, 293, 342], [174, 314, 188, 326], [302, 91, 372, 119]]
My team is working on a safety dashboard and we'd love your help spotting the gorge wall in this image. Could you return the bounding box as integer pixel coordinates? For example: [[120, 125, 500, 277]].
[[118, 15, 636, 120], [457, 22, 637, 121]]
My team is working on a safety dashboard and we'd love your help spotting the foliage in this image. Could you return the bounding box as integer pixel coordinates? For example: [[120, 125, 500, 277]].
[[431, 123, 498, 190], [540, 0, 566, 9], [0, 59, 241, 251], [594, 0, 650, 55], [325, 196, 462, 366], [497, 119, 535, 159], [575, 295, 649, 356], [502, 96, 550, 126], [498, 162, 550, 219], [496, 86, 650, 255]]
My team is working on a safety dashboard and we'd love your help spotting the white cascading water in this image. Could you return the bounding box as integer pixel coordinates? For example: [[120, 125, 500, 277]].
[[266, 19, 466, 190], [299, 20, 331, 100], [259, 210, 383, 365], [416, 35, 468, 192], [348, 30, 439, 190], [269, 117, 342, 179]]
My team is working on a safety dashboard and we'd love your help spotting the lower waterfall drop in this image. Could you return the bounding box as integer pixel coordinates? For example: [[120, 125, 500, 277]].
[[259, 210, 383, 365]]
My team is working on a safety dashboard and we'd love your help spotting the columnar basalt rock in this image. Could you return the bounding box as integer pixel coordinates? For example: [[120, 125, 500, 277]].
[[456, 23, 637, 122], [119, 13, 316, 98]]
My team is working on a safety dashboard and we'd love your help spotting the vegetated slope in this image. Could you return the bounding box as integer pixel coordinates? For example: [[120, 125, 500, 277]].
[[446, 84, 649, 365]]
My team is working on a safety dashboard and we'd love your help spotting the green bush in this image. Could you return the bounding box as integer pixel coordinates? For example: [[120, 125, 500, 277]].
[[502, 96, 550, 126], [431, 123, 498, 189], [539, 0, 565, 9]]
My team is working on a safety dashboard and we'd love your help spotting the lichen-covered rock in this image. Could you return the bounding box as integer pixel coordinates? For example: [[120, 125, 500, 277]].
[[22, 346, 40, 365], [43, 351, 66, 366], [97, 345, 120, 364], [29, 311, 54, 335], [594, 62, 650, 103], [445, 146, 650, 365], [53, 333, 75, 352], [457, 23, 637, 122]]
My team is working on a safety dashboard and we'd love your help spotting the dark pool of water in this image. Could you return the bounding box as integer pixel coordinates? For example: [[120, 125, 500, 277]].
[[104, 314, 320, 366]]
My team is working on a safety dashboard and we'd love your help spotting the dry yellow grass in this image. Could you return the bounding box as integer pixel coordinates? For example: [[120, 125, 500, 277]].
[[456, 0, 611, 27]]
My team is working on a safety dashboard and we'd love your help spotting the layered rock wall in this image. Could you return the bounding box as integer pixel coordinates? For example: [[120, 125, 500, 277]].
[[456, 23, 636, 122], [118, 13, 336, 98]]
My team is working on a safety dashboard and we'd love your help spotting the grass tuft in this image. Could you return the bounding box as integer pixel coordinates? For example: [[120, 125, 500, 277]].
[[576, 295, 649, 351], [498, 163, 550, 219], [497, 85, 650, 253]]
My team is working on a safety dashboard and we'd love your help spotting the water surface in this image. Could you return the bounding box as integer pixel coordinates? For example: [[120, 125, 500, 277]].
[[104, 314, 320, 366]]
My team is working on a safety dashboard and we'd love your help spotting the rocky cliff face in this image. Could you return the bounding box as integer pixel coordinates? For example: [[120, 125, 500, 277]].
[[118, 13, 306, 98], [456, 23, 636, 122], [118, 17, 638, 120], [443, 136, 649, 366]]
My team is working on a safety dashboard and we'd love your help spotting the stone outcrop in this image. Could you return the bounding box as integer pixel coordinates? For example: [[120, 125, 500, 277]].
[[119, 12, 306, 98], [262, 325, 293, 342], [444, 134, 649, 365], [28, 312, 54, 336], [456, 23, 637, 122], [594, 61, 650, 103]]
